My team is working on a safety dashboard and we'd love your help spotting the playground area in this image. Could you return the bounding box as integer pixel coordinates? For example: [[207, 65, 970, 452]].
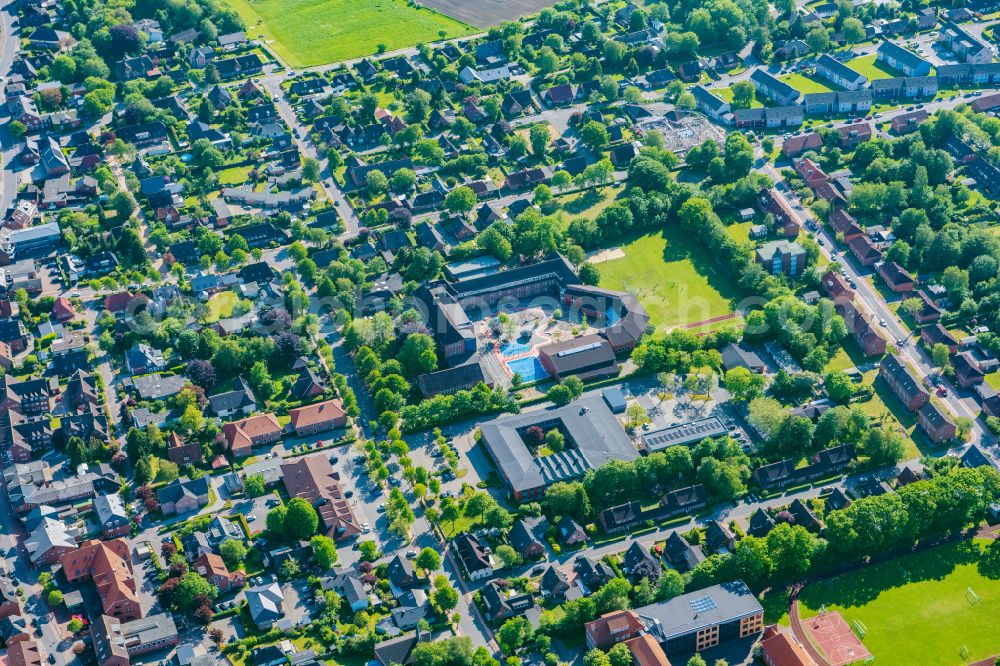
[[804, 610, 872, 666]]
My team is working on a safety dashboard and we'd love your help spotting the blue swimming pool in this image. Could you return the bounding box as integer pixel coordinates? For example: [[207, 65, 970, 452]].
[[506, 356, 549, 383], [500, 342, 532, 357]]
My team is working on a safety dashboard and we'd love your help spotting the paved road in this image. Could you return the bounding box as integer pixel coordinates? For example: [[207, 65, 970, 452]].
[[761, 168, 993, 461], [260, 78, 362, 237], [0, 0, 21, 216]]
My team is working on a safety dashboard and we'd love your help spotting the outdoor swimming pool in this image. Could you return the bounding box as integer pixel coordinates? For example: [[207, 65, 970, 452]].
[[506, 356, 549, 382], [500, 342, 533, 357]]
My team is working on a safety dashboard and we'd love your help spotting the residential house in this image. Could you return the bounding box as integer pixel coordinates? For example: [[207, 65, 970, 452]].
[[222, 413, 282, 457], [166, 431, 202, 466], [481, 579, 533, 623], [194, 553, 245, 593], [921, 323, 960, 354], [93, 494, 130, 538], [918, 401, 957, 443], [749, 69, 801, 105], [509, 517, 545, 558], [281, 455, 361, 540], [246, 582, 285, 630], [60, 539, 140, 621], [877, 261, 915, 293], [156, 476, 211, 515], [815, 54, 867, 90], [288, 399, 346, 437], [879, 354, 929, 411], [452, 532, 493, 581], [877, 41, 932, 76], [662, 531, 704, 572], [755, 240, 806, 277]]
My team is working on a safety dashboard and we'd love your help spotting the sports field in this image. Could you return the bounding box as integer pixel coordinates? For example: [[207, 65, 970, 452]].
[[223, 0, 475, 67], [798, 539, 1000, 665], [597, 228, 743, 333]]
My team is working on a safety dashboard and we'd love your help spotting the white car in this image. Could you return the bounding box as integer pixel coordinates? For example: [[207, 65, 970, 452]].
[[361, 522, 371, 533], [879, 319, 887, 327]]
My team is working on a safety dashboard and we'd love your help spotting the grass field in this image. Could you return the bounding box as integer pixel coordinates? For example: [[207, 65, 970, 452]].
[[798, 539, 1000, 665], [218, 165, 253, 186], [711, 86, 764, 108], [780, 72, 838, 94], [846, 54, 902, 81], [987, 371, 1000, 390], [558, 185, 625, 219], [223, 0, 475, 67], [598, 227, 743, 333], [206, 291, 239, 322]]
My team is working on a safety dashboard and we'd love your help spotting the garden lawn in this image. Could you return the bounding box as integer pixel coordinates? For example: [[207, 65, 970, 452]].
[[558, 185, 625, 219], [206, 291, 239, 322], [846, 54, 902, 81], [711, 86, 764, 108], [987, 371, 1000, 390], [217, 165, 253, 186], [780, 73, 838, 94], [797, 539, 1000, 665], [222, 0, 475, 67], [597, 228, 742, 333]]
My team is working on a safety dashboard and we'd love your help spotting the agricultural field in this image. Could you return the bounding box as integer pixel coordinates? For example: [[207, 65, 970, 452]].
[[223, 0, 475, 67], [846, 54, 902, 81], [419, 0, 562, 27], [798, 539, 1000, 665], [597, 227, 743, 334]]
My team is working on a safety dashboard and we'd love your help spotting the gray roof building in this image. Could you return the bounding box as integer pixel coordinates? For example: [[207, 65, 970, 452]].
[[636, 580, 763, 646], [479, 394, 638, 499], [641, 417, 728, 452]]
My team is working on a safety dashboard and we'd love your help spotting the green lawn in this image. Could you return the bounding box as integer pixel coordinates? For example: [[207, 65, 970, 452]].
[[711, 86, 764, 108], [206, 291, 239, 322], [987, 371, 1000, 391], [218, 165, 253, 186], [598, 227, 743, 333], [780, 72, 838, 94], [725, 221, 753, 242], [222, 0, 475, 67], [846, 54, 903, 81], [558, 185, 625, 220], [797, 539, 1000, 665]]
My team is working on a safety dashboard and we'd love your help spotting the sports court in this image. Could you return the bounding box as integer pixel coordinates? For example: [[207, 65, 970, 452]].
[[805, 610, 872, 666]]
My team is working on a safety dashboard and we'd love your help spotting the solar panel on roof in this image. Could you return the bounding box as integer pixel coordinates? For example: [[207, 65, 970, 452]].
[[690, 596, 718, 613], [556, 341, 604, 357]]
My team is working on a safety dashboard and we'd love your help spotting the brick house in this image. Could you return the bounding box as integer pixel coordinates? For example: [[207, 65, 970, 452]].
[[165, 431, 202, 466], [877, 261, 915, 293], [281, 455, 361, 540], [60, 540, 141, 621], [918, 402, 957, 443], [920, 323, 959, 354], [156, 476, 211, 515], [194, 553, 245, 593], [288, 399, 347, 437], [879, 354, 929, 411], [222, 413, 282, 457]]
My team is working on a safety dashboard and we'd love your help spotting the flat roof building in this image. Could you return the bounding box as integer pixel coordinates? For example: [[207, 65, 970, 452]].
[[585, 581, 764, 657], [479, 394, 638, 500], [641, 417, 728, 452]]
